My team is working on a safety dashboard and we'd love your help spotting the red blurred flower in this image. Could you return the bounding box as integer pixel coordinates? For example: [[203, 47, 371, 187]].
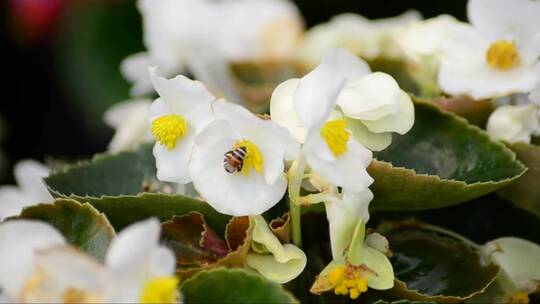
[[9, 0, 65, 41]]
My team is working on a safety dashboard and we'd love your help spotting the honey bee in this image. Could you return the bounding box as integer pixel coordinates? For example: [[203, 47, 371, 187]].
[[224, 146, 247, 173]]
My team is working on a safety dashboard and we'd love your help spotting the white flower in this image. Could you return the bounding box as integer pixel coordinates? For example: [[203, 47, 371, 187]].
[[0, 218, 179, 303], [189, 101, 299, 216], [438, 0, 540, 99], [0, 160, 53, 220], [486, 104, 540, 143], [396, 14, 461, 62], [245, 215, 306, 283], [104, 99, 153, 152], [0, 220, 66, 302], [271, 49, 414, 192], [104, 218, 177, 303], [122, 0, 303, 97], [149, 67, 216, 184], [299, 10, 421, 68]]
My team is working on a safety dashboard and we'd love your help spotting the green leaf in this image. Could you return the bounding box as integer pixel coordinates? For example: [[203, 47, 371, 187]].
[[425, 96, 494, 127], [498, 142, 540, 217], [45, 144, 231, 233], [378, 220, 499, 303], [370, 101, 526, 211], [181, 268, 298, 303], [374, 300, 436, 304], [46, 144, 157, 197], [18, 199, 115, 262]]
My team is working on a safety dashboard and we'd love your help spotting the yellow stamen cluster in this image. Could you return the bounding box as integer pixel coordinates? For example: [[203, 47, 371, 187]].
[[321, 119, 350, 157], [151, 114, 188, 150], [327, 265, 368, 300], [234, 139, 264, 176], [508, 291, 530, 304], [62, 287, 100, 304], [486, 40, 520, 71], [139, 276, 180, 304]]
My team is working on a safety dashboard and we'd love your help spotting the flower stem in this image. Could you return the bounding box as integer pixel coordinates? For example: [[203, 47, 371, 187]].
[[288, 155, 306, 248]]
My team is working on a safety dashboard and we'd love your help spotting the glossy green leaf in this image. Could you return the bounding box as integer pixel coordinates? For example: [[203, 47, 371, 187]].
[[181, 268, 298, 303], [46, 144, 157, 197], [18, 199, 115, 262], [370, 101, 526, 211], [378, 221, 499, 303], [498, 142, 540, 217], [374, 300, 436, 304], [44, 144, 231, 233]]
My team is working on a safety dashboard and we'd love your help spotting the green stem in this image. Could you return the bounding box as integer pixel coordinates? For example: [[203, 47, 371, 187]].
[[288, 155, 306, 248]]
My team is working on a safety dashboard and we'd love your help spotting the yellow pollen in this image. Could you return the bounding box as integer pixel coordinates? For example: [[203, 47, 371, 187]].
[[62, 287, 99, 304], [321, 119, 350, 157], [508, 291, 530, 304], [151, 114, 188, 150], [486, 40, 520, 71], [327, 264, 369, 299], [139, 276, 180, 304], [233, 139, 264, 176]]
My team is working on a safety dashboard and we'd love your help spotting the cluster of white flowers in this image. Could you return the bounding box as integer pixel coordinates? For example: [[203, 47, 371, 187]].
[[0, 218, 180, 303], [144, 47, 414, 292]]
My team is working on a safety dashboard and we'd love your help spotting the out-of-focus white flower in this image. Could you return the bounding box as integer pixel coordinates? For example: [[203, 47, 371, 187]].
[[245, 215, 306, 283], [482, 237, 540, 303], [123, 0, 303, 97], [104, 218, 178, 303], [189, 101, 299, 216], [0, 220, 66, 302], [299, 10, 421, 68], [486, 104, 540, 143], [438, 0, 540, 99], [396, 15, 461, 62], [149, 67, 216, 184], [0, 160, 53, 220], [0, 218, 180, 303], [104, 99, 153, 153]]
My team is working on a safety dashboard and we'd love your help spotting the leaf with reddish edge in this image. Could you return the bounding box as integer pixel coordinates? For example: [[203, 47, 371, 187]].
[[161, 212, 227, 267], [166, 215, 253, 279]]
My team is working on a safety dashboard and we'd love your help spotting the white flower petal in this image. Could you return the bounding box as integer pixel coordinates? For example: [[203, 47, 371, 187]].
[[295, 49, 369, 127], [337, 72, 401, 121], [149, 66, 215, 114], [361, 90, 415, 134], [325, 190, 373, 259], [304, 131, 373, 193], [346, 118, 393, 152], [14, 160, 53, 204], [21, 247, 105, 303], [0, 220, 66, 298], [147, 247, 176, 277], [121, 52, 153, 96], [483, 237, 540, 293], [439, 23, 540, 99], [270, 79, 307, 143], [104, 99, 153, 152], [468, 0, 540, 43], [486, 104, 540, 143], [190, 140, 287, 216], [105, 218, 161, 274], [0, 186, 27, 220]]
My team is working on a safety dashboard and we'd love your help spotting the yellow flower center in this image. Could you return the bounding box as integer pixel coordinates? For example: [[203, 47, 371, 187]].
[[508, 291, 530, 304], [62, 288, 101, 304], [233, 139, 264, 176], [486, 40, 520, 71], [327, 265, 368, 300], [320, 119, 350, 157], [139, 276, 180, 304], [151, 114, 188, 150]]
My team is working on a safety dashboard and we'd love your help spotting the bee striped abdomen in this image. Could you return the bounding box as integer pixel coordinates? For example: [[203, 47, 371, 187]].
[[224, 146, 247, 174]]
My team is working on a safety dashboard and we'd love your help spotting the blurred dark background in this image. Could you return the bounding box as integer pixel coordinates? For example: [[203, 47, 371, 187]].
[[0, 0, 467, 183]]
